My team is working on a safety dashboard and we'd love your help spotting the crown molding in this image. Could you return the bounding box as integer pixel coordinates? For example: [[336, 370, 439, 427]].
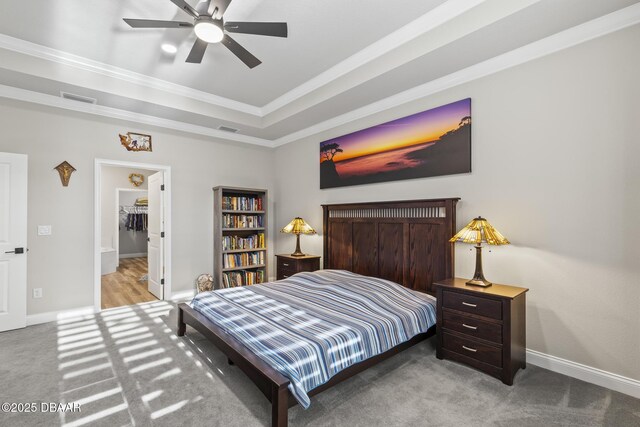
[[0, 0, 496, 128], [271, 2, 640, 147], [0, 33, 262, 117], [0, 84, 272, 147], [1, 3, 638, 149], [260, 0, 487, 116]]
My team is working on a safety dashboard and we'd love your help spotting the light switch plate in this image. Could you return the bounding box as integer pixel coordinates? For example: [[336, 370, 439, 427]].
[[33, 288, 43, 298], [38, 225, 52, 236]]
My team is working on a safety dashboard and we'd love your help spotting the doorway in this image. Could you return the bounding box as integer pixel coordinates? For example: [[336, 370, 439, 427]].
[[101, 187, 152, 309], [0, 152, 27, 332], [94, 159, 171, 311]]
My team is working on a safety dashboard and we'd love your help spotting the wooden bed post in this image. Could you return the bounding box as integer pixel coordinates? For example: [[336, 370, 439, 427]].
[[271, 383, 288, 427], [177, 306, 186, 336]]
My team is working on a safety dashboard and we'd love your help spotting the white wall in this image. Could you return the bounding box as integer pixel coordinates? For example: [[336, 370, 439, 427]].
[[0, 101, 275, 315], [273, 25, 640, 381]]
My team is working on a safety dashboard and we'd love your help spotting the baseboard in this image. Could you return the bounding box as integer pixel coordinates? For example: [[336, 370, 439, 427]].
[[119, 252, 147, 259], [526, 349, 640, 399], [171, 289, 195, 301], [26, 306, 97, 326], [26, 292, 194, 326]]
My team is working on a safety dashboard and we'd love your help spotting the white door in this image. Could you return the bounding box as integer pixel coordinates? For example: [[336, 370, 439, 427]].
[[0, 153, 27, 332], [147, 172, 164, 299]]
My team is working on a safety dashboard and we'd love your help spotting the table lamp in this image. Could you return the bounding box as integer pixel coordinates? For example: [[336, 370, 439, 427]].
[[450, 216, 510, 287], [280, 217, 316, 257]]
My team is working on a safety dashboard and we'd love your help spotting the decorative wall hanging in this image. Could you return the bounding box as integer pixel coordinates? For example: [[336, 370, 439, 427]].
[[54, 161, 76, 187], [319, 98, 471, 189], [129, 173, 145, 187], [119, 132, 152, 152]]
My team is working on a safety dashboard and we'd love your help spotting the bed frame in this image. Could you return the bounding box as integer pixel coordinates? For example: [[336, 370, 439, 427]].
[[177, 198, 459, 426]]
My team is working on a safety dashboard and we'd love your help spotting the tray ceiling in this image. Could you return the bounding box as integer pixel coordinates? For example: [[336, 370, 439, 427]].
[[0, 0, 638, 147]]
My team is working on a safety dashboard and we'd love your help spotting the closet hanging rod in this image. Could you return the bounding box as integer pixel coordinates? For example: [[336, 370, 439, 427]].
[[120, 205, 148, 214]]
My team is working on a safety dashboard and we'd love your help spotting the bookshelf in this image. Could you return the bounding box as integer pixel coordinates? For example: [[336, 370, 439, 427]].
[[213, 186, 268, 288]]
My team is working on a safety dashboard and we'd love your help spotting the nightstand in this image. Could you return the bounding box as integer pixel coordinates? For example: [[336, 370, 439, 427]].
[[435, 278, 528, 385], [275, 254, 320, 280]]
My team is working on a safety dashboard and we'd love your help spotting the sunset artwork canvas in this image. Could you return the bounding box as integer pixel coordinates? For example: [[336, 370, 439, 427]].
[[320, 98, 471, 189]]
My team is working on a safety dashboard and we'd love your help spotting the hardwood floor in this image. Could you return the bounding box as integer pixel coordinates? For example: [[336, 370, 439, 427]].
[[101, 257, 157, 309]]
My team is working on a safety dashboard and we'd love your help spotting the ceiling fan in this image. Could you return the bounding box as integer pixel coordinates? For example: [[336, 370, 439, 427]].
[[123, 0, 287, 68]]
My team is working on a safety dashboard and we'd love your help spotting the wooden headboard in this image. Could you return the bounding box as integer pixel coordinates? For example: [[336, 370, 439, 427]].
[[322, 198, 459, 295]]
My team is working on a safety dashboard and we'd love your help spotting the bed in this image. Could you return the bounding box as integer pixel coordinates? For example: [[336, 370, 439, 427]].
[[177, 198, 459, 426]]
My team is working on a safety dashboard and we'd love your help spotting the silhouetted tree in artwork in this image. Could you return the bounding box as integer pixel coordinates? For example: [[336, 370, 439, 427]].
[[459, 116, 471, 127], [320, 142, 343, 188], [321, 142, 343, 162]]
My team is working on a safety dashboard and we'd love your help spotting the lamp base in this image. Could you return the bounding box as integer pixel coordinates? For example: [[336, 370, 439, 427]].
[[465, 278, 492, 287], [290, 234, 305, 257], [466, 244, 492, 287]]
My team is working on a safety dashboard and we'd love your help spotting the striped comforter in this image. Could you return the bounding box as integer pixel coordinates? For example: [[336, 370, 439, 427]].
[[190, 269, 437, 408]]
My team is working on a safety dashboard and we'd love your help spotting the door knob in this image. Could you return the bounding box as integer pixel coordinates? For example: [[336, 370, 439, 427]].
[[5, 247, 25, 254]]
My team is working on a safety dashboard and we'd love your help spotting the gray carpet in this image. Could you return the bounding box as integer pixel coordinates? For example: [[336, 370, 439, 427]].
[[0, 301, 638, 427]]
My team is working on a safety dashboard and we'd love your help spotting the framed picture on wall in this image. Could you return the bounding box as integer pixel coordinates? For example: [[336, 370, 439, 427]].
[[319, 98, 471, 189], [119, 132, 153, 152]]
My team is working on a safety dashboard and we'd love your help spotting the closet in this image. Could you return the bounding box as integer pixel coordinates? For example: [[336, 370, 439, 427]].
[[118, 192, 148, 259]]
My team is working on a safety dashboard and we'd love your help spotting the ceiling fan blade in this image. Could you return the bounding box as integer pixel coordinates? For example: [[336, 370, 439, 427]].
[[170, 0, 199, 18], [221, 35, 261, 68], [224, 22, 288, 38], [206, 0, 217, 16], [211, 0, 233, 18], [186, 38, 209, 63], [123, 18, 193, 28]]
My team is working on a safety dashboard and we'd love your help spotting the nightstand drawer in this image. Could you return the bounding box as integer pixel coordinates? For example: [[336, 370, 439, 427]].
[[442, 290, 502, 320], [442, 332, 502, 368], [278, 264, 297, 276], [442, 310, 502, 344], [276, 254, 321, 280], [277, 259, 295, 270], [277, 259, 298, 275]]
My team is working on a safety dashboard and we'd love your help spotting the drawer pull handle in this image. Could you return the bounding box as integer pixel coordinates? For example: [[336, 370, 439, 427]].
[[462, 302, 477, 308], [462, 323, 477, 330], [462, 345, 477, 353], [282, 263, 289, 267]]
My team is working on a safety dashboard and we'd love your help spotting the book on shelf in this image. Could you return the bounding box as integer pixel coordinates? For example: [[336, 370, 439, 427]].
[[222, 233, 265, 251], [222, 270, 265, 288], [223, 214, 264, 229], [222, 196, 263, 211], [223, 251, 265, 269]]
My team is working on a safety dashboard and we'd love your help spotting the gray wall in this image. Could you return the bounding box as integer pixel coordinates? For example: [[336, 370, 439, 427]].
[[272, 25, 640, 381], [0, 102, 275, 315]]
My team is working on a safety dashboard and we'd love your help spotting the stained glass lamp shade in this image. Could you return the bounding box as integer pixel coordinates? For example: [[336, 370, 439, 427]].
[[450, 217, 510, 287], [280, 217, 316, 257]]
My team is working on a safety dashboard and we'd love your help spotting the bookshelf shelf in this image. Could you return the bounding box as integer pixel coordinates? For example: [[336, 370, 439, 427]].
[[222, 248, 267, 254], [214, 186, 268, 289], [222, 210, 265, 214], [222, 227, 265, 231], [222, 264, 266, 272]]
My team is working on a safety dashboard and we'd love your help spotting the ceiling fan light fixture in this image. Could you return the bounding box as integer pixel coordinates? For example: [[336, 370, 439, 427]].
[[194, 19, 224, 43], [161, 43, 178, 54]]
